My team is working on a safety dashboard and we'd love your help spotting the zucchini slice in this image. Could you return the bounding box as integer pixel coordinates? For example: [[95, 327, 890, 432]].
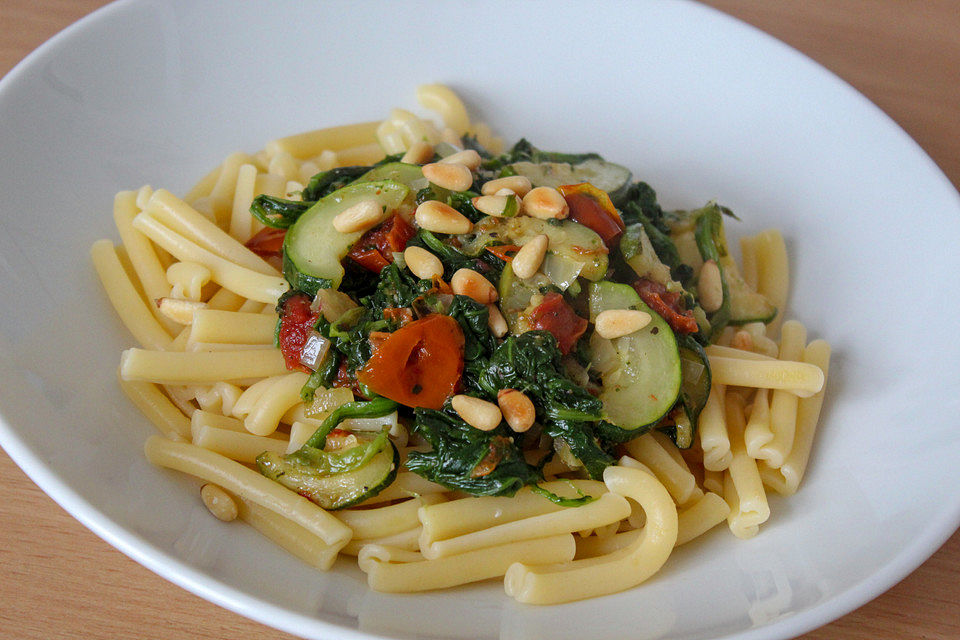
[[459, 215, 609, 282], [693, 203, 777, 326], [587, 281, 681, 436], [256, 434, 399, 510], [509, 158, 632, 204], [283, 180, 411, 293], [355, 162, 428, 190]]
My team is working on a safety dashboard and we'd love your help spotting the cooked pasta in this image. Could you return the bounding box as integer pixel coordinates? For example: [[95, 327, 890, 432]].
[[93, 85, 829, 604]]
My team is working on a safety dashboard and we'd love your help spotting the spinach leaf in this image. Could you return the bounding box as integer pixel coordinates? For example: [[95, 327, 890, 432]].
[[406, 407, 540, 497], [249, 195, 312, 229], [301, 166, 372, 201], [408, 230, 503, 281], [474, 331, 614, 479], [483, 138, 603, 171]]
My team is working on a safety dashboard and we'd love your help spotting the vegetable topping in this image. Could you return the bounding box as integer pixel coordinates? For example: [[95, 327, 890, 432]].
[[356, 314, 465, 409]]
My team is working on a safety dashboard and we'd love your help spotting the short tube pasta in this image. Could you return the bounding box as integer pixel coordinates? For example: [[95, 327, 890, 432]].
[[707, 355, 824, 397], [132, 212, 288, 304], [120, 348, 288, 385], [144, 436, 351, 548], [503, 466, 678, 605], [91, 239, 173, 351], [421, 492, 630, 560], [360, 534, 576, 593]]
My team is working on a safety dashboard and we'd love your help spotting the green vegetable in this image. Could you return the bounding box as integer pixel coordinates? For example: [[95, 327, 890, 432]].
[[301, 166, 373, 201], [474, 331, 614, 478], [673, 335, 711, 448], [283, 180, 411, 294], [249, 195, 312, 229], [587, 281, 682, 438], [356, 162, 428, 190], [257, 429, 398, 510], [458, 215, 608, 282], [406, 407, 541, 496]]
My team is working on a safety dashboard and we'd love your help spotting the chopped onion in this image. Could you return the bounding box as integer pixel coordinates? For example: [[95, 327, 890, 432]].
[[299, 330, 331, 370], [312, 288, 358, 322], [541, 253, 584, 291], [305, 387, 355, 419]]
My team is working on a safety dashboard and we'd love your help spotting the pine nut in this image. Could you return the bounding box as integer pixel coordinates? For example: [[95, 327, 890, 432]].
[[332, 198, 387, 233], [404, 246, 444, 280], [494, 188, 517, 197], [511, 234, 549, 279], [487, 303, 508, 338], [440, 149, 482, 170], [201, 483, 238, 522], [522, 186, 569, 220], [481, 176, 533, 198], [401, 141, 434, 164], [422, 162, 473, 192], [157, 297, 206, 324], [451, 268, 498, 303], [452, 394, 502, 431], [730, 330, 754, 351], [472, 194, 520, 217], [414, 200, 473, 234], [594, 309, 652, 339], [497, 389, 536, 433], [698, 259, 724, 313]]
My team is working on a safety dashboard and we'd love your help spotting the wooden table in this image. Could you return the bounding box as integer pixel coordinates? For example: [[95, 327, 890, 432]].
[[1, 2, 957, 639]]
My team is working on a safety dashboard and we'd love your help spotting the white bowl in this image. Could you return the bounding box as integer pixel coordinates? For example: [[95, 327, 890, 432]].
[[1, 1, 959, 639]]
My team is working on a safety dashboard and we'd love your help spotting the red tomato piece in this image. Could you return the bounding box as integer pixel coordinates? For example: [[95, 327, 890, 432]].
[[528, 292, 589, 355], [357, 314, 465, 409], [277, 292, 320, 373], [383, 307, 414, 325], [632, 278, 699, 335], [558, 183, 625, 244], [245, 227, 286, 266], [347, 214, 416, 273]]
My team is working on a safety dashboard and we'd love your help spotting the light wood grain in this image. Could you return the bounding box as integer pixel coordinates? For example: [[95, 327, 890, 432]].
[[1, 1, 958, 639]]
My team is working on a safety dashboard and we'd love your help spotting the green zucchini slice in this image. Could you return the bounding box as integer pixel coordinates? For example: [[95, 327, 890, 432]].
[[587, 281, 682, 436], [283, 180, 410, 293], [256, 434, 399, 510]]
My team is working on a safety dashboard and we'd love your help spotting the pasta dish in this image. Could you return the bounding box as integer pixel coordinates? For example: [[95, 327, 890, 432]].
[[92, 85, 828, 604]]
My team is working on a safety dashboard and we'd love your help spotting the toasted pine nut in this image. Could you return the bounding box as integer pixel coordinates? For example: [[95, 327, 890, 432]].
[[698, 259, 724, 313], [404, 246, 444, 280], [497, 389, 536, 433], [451, 268, 498, 303], [511, 234, 549, 279], [157, 297, 207, 324], [494, 188, 517, 197], [452, 394, 502, 431], [423, 162, 473, 192], [487, 303, 508, 338], [401, 141, 434, 165], [414, 200, 473, 234], [472, 194, 520, 217], [522, 186, 569, 220], [332, 199, 387, 233], [730, 330, 754, 351], [440, 149, 481, 170], [201, 483, 238, 522], [595, 309, 652, 339], [481, 176, 533, 198]]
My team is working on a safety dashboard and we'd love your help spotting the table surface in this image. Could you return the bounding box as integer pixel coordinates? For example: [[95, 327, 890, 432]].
[[1, 1, 958, 639]]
